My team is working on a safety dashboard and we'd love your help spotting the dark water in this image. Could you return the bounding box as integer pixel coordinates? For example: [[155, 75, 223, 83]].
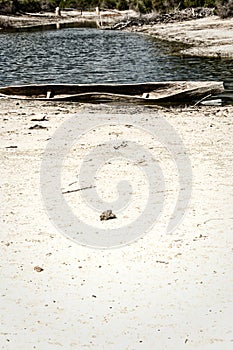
[[0, 27, 232, 86]]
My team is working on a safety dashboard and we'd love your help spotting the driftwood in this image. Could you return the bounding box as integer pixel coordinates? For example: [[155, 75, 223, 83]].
[[0, 81, 225, 105]]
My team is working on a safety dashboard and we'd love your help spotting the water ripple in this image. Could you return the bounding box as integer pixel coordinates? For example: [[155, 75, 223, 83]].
[[0, 28, 232, 86]]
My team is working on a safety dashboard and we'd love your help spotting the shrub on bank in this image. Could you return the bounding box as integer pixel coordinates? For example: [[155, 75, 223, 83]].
[[216, 0, 233, 17], [0, 0, 232, 17], [18, 0, 41, 12], [116, 0, 129, 10], [183, 0, 215, 7], [0, 0, 41, 13], [0, 0, 14, 14]]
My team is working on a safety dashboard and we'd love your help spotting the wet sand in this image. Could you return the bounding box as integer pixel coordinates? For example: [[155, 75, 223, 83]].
[[1, 98, 232, 348]]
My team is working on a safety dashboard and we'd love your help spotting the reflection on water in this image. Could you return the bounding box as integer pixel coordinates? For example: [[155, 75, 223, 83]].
[[0, 28, 232, 86]]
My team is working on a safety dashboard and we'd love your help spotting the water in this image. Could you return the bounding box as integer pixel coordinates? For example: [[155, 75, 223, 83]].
[[0, 27, 232, 86]]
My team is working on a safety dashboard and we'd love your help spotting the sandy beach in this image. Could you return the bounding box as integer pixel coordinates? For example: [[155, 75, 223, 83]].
[[1, 6, 233, 348], [1, 97, 233, 348], [127, 15, 233, 58]]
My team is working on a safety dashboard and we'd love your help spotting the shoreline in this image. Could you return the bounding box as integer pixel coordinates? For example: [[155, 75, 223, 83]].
[[125, 15, 233, 58], [1, 10, 233, 58]]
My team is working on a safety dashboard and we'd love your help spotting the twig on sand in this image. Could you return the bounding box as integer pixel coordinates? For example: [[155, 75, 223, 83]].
[[31, 116, 48, 122], [62, 185, 95, 194], [29, 124, 47, 130]]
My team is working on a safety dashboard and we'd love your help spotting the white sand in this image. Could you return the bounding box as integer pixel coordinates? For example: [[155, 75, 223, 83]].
[[1, 99, 232, 349]]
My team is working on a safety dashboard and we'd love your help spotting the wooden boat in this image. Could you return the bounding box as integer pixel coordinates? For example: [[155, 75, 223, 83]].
[[200, 80, 233, 105], [0, 81, 225, 104]]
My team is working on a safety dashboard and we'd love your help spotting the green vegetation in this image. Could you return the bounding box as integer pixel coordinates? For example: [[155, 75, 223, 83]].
[[0, 0, 232, 17]]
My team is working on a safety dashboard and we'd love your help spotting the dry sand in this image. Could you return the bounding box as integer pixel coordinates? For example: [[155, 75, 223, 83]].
[[1, 98, 233, 349]]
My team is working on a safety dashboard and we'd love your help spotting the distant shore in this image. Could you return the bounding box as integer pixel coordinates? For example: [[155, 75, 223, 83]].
[[0, 9, 133, 30]]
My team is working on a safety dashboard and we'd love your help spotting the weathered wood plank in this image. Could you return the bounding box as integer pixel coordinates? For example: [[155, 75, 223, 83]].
[[0, 81, 225, 105]]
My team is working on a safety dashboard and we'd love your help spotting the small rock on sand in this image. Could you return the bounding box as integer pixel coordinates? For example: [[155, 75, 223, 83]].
[[34, 266, 44, 272], [100, 210, 117, 221]]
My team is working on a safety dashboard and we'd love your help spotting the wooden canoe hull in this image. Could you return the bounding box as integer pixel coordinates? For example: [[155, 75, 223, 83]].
[[0, 81, 225, 104]]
